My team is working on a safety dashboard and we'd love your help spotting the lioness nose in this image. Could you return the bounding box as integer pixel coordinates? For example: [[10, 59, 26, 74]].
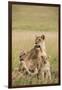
[[35, 42, 37, 44]]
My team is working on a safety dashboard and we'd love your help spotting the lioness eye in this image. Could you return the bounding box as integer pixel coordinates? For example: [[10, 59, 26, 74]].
[[39, 39, 41, 41]]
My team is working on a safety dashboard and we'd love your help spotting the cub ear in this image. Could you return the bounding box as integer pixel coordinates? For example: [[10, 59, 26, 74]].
[[41, 34, 45, 40]]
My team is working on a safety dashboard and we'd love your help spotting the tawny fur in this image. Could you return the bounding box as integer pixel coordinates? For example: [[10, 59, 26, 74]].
[[19, 34, 51, 82]]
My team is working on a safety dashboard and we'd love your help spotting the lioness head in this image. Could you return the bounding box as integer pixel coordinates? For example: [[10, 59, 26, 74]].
[[35, 34, 45, 45], [35, 34, 46, 51]]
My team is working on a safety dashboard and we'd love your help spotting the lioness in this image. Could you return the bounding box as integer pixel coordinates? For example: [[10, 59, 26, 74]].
[[19, 34, 51, 82], [19, 34, 45, 75]]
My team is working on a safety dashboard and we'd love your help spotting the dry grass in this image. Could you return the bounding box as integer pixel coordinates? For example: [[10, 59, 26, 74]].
[[12, 31, 59, 86]]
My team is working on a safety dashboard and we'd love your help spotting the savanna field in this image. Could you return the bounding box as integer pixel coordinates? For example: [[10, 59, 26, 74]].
[[12, 4, 59, 86]]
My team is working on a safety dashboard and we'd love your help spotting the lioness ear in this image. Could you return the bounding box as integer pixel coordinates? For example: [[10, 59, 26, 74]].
[[41, 34, 45, 40], [35, 35, 38, 39]]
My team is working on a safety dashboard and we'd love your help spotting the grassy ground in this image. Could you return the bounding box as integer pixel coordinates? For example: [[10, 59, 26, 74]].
[[12, 4, 59, 86], [12, 31, 59, 86]]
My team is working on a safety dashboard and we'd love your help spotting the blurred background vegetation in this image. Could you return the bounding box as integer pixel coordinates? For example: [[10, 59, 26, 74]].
[[12, 4, 59, 31]]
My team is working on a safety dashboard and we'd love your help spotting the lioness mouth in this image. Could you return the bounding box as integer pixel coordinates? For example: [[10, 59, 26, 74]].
[[35, 45, 40, 48]]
